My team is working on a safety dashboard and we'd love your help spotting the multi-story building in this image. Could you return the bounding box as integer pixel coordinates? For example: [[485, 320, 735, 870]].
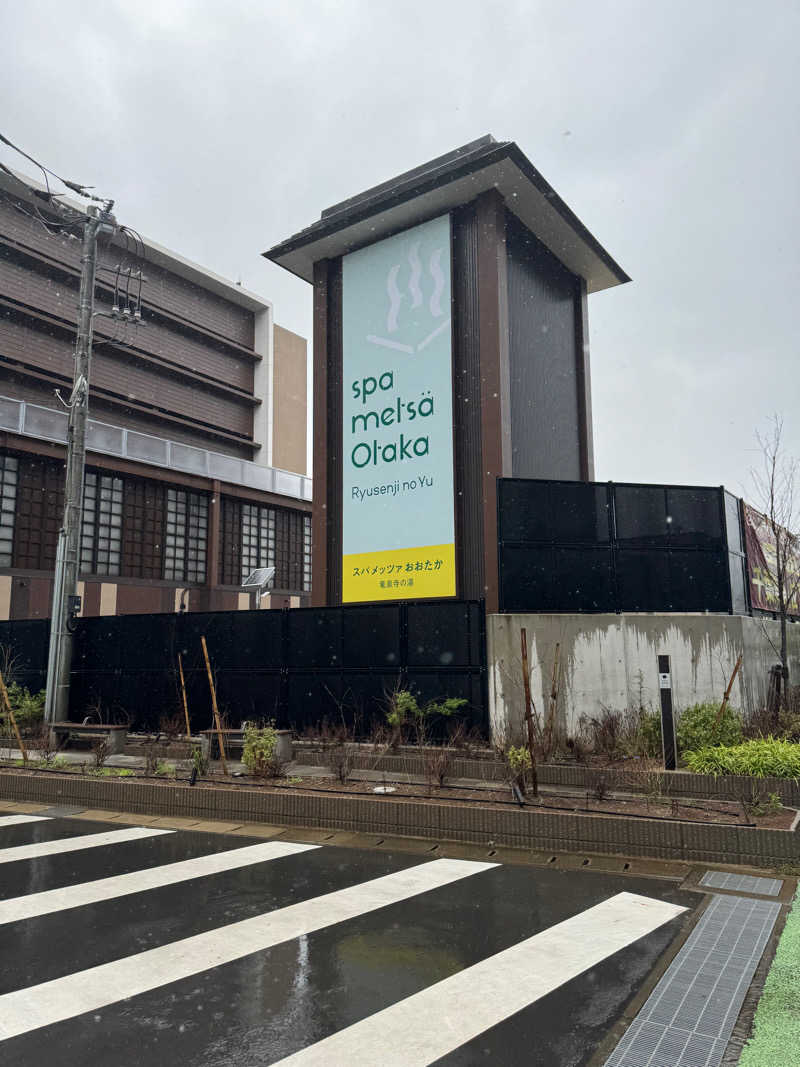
[[0, 169, 311, 619]]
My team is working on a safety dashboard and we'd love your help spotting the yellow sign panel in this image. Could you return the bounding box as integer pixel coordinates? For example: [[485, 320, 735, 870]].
[[342, 543, 456, 603]]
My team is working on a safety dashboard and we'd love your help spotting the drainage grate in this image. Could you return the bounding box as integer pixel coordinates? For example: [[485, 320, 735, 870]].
[[699, 870, 783, 897], [604, 893, 781, 1067]]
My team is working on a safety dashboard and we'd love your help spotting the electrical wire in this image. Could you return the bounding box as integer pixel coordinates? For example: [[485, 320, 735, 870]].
[[122, 226, 146, 311], [0, 130, 96, 200], [0, 188, 82, 239]]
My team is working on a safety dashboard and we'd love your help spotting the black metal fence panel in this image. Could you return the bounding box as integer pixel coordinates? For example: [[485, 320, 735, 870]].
[[498, 478, 739, 614], [0, 599, 487, 738]]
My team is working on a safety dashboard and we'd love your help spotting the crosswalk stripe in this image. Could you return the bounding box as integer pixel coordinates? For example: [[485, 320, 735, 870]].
[[274, 891, 688, 1067], [0, 826, 174, 865], [0, 815, 51, 827], [0, 857, 496, 1042], [0, 840, 319, 925]]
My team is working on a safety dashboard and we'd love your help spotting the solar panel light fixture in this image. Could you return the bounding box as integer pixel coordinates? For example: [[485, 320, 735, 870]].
[[241, 566, 276, 608]]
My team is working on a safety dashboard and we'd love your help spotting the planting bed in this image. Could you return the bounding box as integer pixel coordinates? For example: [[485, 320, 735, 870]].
[[2, 758, 798, 869]]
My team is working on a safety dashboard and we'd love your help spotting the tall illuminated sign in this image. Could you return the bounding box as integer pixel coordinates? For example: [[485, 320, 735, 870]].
[[341, 214, 456, 602]]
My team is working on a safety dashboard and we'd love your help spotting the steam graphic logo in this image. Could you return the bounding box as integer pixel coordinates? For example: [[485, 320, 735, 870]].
[[366, 240, 450, 355]]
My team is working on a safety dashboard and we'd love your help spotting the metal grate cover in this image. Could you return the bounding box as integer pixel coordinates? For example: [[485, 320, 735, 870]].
[[699, 870, 783, 897], [605, 893, 781, 1067]]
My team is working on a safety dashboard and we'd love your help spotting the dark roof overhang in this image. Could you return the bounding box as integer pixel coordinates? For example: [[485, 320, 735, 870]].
[[263, 135, 630, 293]]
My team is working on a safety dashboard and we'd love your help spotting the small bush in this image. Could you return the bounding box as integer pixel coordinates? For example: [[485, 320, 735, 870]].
[[506, 745, 532, 794], [242, 724, 280, 778], [424, 747, 453, 788], [676, 701, 743, 755], [585, 709, 623, 761], [37, 755, 68, 770], [191, 746, 210, 777], [92, 737, 110, 769], [34, 722, 58, 765], [639, 712, 664, 758], [684, 738, 800, 779], [619, 709, 663, 759], [142, 734, 167, 776], [1, 684, 45, 732], [384, 688, 467, 746], [751, 791, 783, 817], [328, 740, 354, 784], [777, 709, 800, 742]]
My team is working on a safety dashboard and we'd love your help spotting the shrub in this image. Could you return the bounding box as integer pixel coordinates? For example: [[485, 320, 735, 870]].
[[506, 745, 532, 794], [585, 709, 623, 760], [587, 766, 622, 802], [328, 739, 354, 784], [676, 701, 743, 755], [191, 746, 209, 777], [424, 747, 453, 788], [384, 689, 467, 745], [639, 712, 664, 758], [751, 791, 783, 817], [92, 737, 110, 769], [620, 709, 663, 759], [242, 724, 280, 778], [684, 738, 800, 779], [1, 684, 45, 731]]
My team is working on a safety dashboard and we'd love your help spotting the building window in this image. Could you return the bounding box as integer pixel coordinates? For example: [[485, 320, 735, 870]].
[[122, 478, 165, 580], [81, 472, 123, 576], [241, 503, 275, 581], [275, 507, 305, 590], [0, 454, 18, 567], [164, 488, 207, 582], [302, 514, 312, 592], [13, 456, 63, 571]]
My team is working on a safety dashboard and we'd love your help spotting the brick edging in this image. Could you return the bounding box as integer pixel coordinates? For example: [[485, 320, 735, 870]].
[[2, 770, 797, 868]]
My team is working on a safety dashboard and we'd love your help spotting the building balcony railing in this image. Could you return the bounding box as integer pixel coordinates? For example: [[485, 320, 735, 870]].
[[0, 394, 312, 502]]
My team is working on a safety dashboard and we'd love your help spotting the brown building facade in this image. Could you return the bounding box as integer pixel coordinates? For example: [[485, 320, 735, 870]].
[[0, 169, 310, 619]]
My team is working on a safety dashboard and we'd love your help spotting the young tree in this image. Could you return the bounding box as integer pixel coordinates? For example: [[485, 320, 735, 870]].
[[750, 416, 800, 708]]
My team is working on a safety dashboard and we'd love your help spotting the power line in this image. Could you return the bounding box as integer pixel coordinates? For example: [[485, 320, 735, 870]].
[[0, 130, 99, 201]]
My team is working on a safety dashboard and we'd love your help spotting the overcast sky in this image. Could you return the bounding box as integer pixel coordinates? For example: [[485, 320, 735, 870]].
[[2, 0, 798, 497]]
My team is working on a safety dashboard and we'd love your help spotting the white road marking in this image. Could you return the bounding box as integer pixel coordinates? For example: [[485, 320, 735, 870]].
[[0, 815, 51, 827], [0, 826, 173, 865], [275, 891, 688, 1067], [0, 840, 319, 925], [0, 857, 495, 1042]]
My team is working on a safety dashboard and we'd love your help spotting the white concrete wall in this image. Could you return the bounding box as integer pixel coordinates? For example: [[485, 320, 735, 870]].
[[487, 612, 800, 746]]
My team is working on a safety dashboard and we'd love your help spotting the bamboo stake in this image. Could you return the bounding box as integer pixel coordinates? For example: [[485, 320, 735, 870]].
[[0, 667, 28, 763], [177, 653, 191, 740], [715, 653, 743, 730], [519, 628, 538, 797], [200, 636, 227, 775], [545, 642, 561, 757]]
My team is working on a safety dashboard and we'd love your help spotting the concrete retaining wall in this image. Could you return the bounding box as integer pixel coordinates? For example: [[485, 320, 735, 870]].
[[487, 613, 800, 745], [2, 770, 797, 869]]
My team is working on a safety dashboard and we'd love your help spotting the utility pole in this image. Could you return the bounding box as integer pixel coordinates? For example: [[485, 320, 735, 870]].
[[44, 201, 116, 724]]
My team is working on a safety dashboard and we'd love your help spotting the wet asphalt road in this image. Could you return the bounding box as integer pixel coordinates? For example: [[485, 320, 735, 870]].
[[0, 815, 697, 1065]]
